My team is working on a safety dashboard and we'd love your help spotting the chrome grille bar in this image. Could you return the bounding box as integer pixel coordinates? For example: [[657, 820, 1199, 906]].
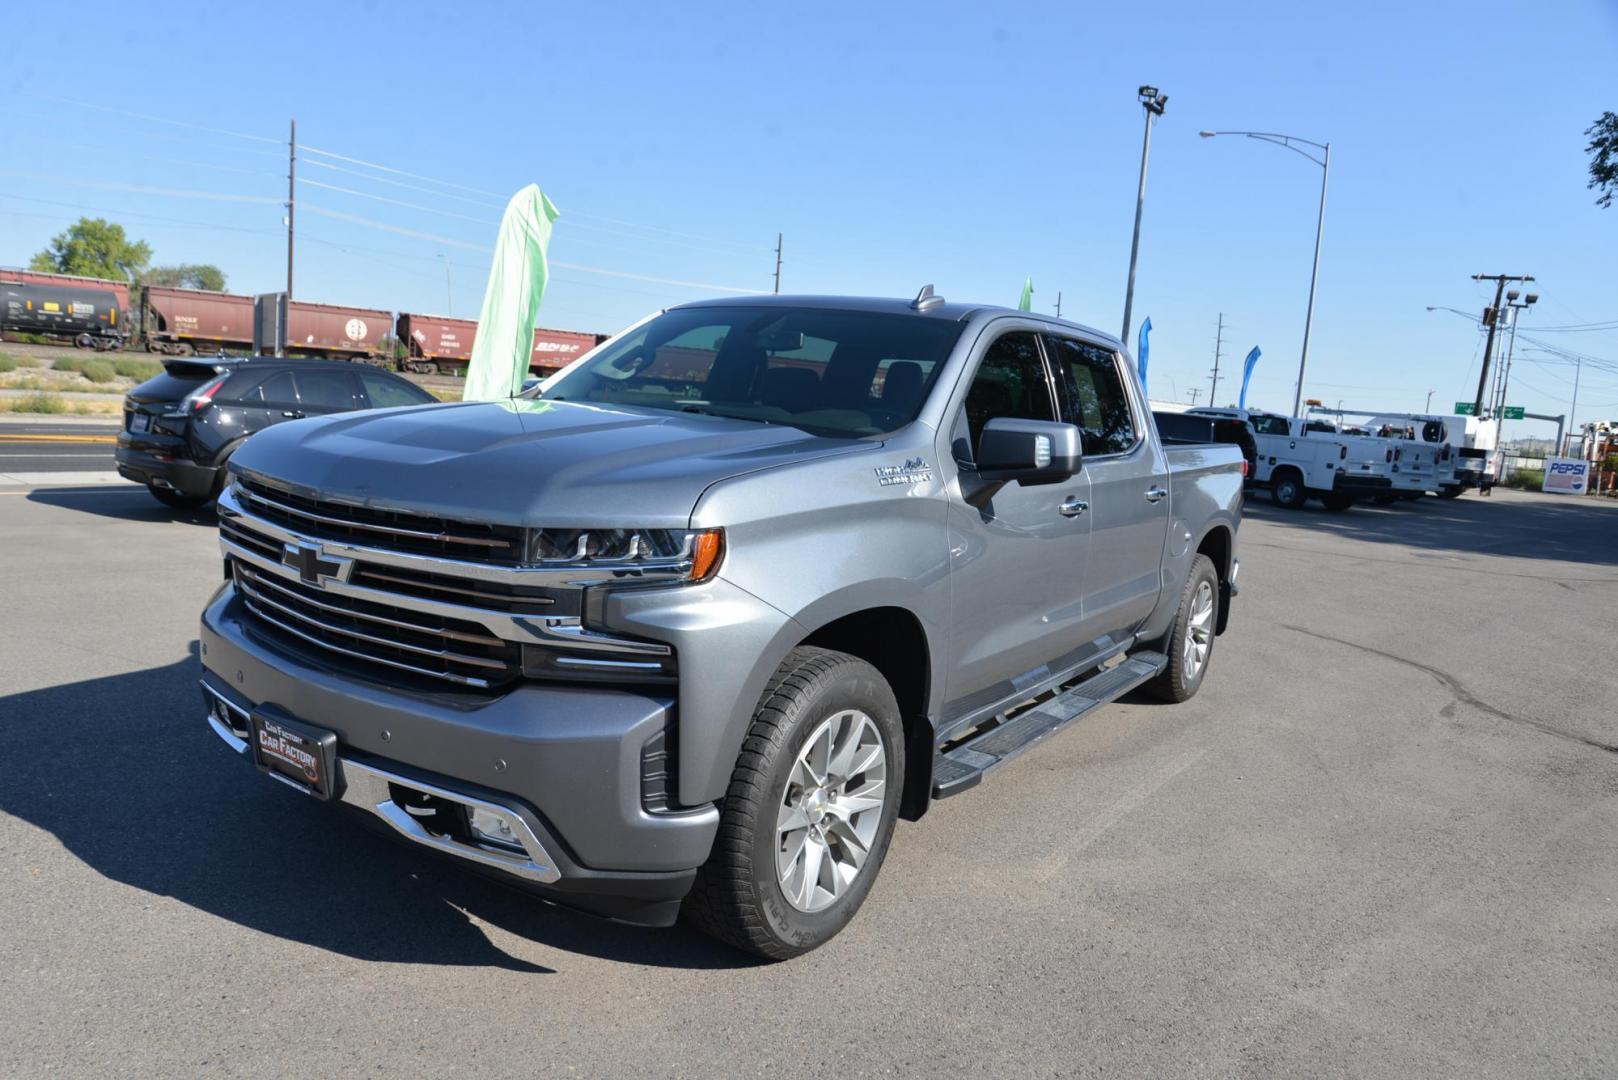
[[237, 479, 516, 552], [236, 563, 507, 648], [235, 573, 511, 672]]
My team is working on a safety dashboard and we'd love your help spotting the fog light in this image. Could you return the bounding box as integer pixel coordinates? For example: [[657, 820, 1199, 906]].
[[468, 807, 526, 853]]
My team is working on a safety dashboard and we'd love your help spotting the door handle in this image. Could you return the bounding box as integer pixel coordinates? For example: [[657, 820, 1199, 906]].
[[1145, 485, 1168, 503], [280, 410, 305, 419], [1059, 496, 1089, 517]]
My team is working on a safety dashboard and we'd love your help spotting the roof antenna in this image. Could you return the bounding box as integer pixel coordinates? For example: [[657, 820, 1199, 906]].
[[911, 284, 944, 312]]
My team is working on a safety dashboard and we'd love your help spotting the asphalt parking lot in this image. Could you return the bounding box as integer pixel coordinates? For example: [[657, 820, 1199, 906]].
[[2, 480, 1614, 1078]]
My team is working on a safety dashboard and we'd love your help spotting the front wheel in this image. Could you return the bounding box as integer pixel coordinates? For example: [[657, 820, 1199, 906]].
[[684, 646, 904, 960]]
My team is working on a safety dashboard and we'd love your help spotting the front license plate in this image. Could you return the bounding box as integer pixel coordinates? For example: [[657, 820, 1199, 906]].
[[249, 709, 340, 800], [130, 412, 150, 434]]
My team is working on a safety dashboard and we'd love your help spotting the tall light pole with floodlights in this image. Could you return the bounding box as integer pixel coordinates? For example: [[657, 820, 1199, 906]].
[[1200, 129, 1331, 417], [1120, 86, 1168, 346]]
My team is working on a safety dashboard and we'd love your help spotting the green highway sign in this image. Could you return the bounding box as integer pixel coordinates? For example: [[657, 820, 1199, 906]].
[[1502, 406, 1525, 419], [1454, 402, 1476, 416]]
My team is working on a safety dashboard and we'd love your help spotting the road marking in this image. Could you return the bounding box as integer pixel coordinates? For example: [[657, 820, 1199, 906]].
[[0, 453, 110, 459], [0, 434, 118, 444]]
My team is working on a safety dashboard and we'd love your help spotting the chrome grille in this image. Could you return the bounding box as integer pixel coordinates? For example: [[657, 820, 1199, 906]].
[[236, 477, 525, 565], [232, 561, 518, 688]]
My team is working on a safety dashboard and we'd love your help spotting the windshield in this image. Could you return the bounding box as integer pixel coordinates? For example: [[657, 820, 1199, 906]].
[[536, 305, 964, 437]]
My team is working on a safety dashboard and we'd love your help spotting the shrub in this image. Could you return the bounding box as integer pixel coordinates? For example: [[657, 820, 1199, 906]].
[[113, 357, 162, 380], [80, 360, 117, 383], [1506, 469, 1544, 490], [7, 392, 68, 414], [0, 354, 17, 373]]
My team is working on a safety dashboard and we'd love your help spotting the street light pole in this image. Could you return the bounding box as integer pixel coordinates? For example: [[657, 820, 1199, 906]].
[[1121, 86, 1168, 345], [1199, 130, 1330, 416]]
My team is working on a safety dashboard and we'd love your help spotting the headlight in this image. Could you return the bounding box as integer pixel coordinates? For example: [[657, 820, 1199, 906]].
[[527, 527, 723, 582]]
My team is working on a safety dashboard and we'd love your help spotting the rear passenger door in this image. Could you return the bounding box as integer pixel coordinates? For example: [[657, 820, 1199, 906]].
[[293, 368, 365, 415], [1044, 334, 1170, 645]]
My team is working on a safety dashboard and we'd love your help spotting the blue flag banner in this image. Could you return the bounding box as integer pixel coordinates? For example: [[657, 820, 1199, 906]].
[[1136, 317, 1152, 388], [1238, 346, 1261, 410]]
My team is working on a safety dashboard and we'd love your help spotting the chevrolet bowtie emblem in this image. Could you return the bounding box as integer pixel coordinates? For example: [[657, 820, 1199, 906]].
[[282, 543, 350, 588]]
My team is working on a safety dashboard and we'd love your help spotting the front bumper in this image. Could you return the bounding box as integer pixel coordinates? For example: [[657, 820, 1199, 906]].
[[115, 440, 219, 496], [200, 583, 720, 925]]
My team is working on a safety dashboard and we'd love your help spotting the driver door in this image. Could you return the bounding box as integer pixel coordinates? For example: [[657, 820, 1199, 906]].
[[939, 329, 1093, 728]]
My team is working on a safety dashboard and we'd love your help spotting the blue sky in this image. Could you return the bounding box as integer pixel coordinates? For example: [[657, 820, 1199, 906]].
[[2, 0, 1615, 431]]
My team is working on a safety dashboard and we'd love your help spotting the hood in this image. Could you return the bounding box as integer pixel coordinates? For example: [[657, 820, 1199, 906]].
[[228, 398, 869, 528]]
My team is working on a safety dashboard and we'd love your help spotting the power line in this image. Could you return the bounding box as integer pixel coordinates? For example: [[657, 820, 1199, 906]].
[[0, 191, 284, 236], [300, 178, 500, 226], [35, 94, 281, 145], [0, 171, 280, 205]]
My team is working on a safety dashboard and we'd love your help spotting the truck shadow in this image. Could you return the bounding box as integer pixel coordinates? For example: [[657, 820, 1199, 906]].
[[25, 485, 219, 526], [0, 646, 758, 973], [1241, 490, 1618, 567]]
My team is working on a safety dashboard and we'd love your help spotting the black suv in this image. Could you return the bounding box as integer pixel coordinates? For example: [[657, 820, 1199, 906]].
[[116, 356, 437, 508]]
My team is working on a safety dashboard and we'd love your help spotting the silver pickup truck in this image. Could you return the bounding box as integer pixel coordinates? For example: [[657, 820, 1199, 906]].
[[199, 290, 1244, 958]]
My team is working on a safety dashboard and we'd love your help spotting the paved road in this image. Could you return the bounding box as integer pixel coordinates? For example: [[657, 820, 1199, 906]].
[[0, 422, 119, 475], [1, 486, 1614, 1078]]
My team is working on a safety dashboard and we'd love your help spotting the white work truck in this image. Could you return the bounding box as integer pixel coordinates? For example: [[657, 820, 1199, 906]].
[[1189, 406, 1395, 510]]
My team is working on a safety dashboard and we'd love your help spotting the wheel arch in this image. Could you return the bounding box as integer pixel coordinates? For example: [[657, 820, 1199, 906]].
[[795, 603, 937, 821], [1195, 523, 1235, 635]]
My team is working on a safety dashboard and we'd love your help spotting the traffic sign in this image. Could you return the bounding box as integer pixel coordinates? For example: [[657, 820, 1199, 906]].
[[1454, 402, 1476, 416], [1502, 406, 1525, 420]]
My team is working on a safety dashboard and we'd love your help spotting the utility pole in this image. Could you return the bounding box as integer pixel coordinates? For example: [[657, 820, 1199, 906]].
[[286, 119, 296, 301], [1425, 388, 1435, 412], [1470, 273, 1532, 416], [438, 253, 452, 315], [1054, 291, 1063, 318], [1209, 312, 1226, 406], [1187, 387, 1202, 405], [1121, 86, 1168, 344], [773, 233, 783, 295]]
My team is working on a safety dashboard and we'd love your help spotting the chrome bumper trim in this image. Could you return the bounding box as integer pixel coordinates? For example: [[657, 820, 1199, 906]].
[[200, 682, 561, 884]]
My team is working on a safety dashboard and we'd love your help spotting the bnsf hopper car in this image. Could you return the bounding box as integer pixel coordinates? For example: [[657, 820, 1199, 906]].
[[0, 281, 125, 349], [143, 285, 254, 355], [398, 311, 605, 375], [285, 300, 391, 364]]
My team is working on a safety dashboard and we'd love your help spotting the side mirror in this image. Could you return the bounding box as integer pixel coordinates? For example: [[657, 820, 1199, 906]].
[[977, 418, 1083, 483]]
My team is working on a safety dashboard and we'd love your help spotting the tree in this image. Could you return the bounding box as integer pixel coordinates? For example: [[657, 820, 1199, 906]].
[[144, 264, 228, 291], [1588, 111, 1618, 209], [30, 217, 152, 282]]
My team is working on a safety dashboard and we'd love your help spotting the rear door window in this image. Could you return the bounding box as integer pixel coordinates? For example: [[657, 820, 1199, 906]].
[[294, 369, 363, 412], [359, 371, 433, 409], [1044, 336, 1137, 455]]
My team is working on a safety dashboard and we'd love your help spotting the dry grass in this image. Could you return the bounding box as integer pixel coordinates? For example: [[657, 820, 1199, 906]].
[[0, 392, 121, 416]]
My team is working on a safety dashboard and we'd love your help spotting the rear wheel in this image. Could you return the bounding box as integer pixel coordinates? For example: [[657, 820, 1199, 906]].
[[1270, 469, 1307, 508], [1373, 494, 1399, 506], [1438, 485, 1463, 499], [684, 646, 904, 960], [146, 484, 209, 510], [1320, 492, 1355, 512], [1144, 554, 1219, 703]]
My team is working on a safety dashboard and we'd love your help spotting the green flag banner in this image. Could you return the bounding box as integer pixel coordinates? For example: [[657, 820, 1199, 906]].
[[463, 184, 560, 401], [1018, 277, 1033, 312]]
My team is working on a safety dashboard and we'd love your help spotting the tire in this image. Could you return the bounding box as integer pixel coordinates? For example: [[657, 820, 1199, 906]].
[[1144, 554, 1219, 704], [684, 646, 905, 960], [1321, 492, 1355, 512], [1438, 485, 1463, 499], [1270, 469, 1307, 509], [146, 484, 209, 510], [1372, 494, 1398, 506]]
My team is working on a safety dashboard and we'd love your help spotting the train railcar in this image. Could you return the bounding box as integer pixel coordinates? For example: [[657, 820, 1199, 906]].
[[397, 311, 606, 375], [284, 300, 392, 364], [0, 280, 125, 349], [0, 268, 132, 319], [142, 285, 254, 355]]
